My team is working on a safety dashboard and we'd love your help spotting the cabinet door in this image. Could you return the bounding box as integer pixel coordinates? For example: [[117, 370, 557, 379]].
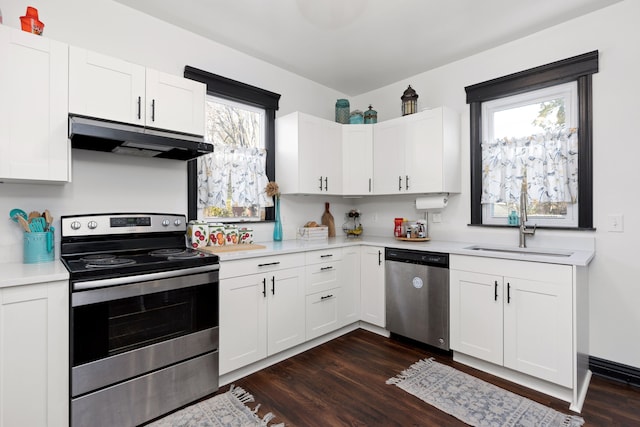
[[373, 118, 406, 194], [0, 281, 68, 427], [68, 46, 145, 126], [219, 274, 268, 374], [360, 246, 385, 327], [343, 125, 373, 195], [0, 27, 69, 183], [503, 276, 573, 387], [306, 288, 340, 340], [267, 267, 306, 355], [404, 109, 442, 193], [450, 269, 503, 365], [297, 114, 342, 194], [145, 68, 205, 136], [339, 246, 361, 326]]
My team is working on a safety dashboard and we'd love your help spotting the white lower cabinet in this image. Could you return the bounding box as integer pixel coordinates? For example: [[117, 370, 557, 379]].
[[450, 255, 573, 388], [0, 280, 68, 427], [340, 246, 361, 326], [219, 254, 305, 375], [360, 246, 385, 327]]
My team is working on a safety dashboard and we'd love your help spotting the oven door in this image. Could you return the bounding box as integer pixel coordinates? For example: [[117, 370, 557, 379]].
[[71, 266, 219, 397]]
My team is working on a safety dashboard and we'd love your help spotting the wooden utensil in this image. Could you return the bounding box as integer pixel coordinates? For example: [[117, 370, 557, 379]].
[[17, 215, 31, 232], [321, 202, 336, 237], [43, 209, 53, 229], [28, 210, 41, 222]]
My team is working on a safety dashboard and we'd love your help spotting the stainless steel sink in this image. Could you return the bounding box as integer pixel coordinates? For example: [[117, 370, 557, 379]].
[[465, 245, 573, 257]]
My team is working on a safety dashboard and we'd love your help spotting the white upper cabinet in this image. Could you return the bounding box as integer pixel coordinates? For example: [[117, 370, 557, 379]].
[[0, 26, 70, 183], [342, 124, 374, 195], [276, 112, 343, 195], [373, 107, 460, 195], [69, 46, 205, 136]]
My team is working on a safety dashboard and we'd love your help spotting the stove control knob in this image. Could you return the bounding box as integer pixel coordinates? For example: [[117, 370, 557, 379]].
[[174, 219, 182, 227], [71, 221, 81, 230], [88, 221, 98, 230], [162, 219, 170, 227]]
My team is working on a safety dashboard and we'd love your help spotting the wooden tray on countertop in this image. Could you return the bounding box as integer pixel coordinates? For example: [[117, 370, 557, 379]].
[[198, 244, 267, 254], [395, 237, 430, 242]]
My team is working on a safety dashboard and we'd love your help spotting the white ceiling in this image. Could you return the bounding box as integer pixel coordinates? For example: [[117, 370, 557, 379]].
[[115, 0, 620, 96]]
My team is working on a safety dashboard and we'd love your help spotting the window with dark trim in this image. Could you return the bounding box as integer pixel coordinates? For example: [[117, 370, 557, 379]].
[[184, 67, 281, 221], [465, 51, 598, 229]]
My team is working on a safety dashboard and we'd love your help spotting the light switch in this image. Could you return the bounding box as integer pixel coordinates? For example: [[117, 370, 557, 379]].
[[607, 214, 624, 232], [431, 213, 442, 223]]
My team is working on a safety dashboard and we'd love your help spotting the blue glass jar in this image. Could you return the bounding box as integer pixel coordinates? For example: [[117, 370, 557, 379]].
[[335, 99, 350, 124], [349, 110, 364, 124]]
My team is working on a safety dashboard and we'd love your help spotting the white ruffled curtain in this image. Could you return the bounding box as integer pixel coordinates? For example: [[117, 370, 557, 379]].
[[197, 144, 272, 209], [481, 128, 578, 204]]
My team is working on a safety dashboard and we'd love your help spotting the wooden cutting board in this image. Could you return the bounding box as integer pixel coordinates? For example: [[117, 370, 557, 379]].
[[198, 244, 267, 254]]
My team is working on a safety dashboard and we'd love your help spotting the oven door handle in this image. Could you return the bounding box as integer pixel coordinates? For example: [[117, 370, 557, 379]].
[[72, 266, 219, 307]]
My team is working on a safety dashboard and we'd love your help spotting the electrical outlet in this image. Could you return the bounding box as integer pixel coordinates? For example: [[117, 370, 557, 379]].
[[431, 213, 442, 223], [371, 213, 378, 222], [607, 214, 624, 232]]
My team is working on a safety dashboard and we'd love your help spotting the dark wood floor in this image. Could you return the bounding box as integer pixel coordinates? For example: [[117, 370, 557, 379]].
[[229, 329, 640, 426]]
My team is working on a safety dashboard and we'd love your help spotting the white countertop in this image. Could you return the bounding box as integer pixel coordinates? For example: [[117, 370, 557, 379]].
[[211, 236, 595, 266], [0, 237, 593, 289], [0, 260, 69, 289]]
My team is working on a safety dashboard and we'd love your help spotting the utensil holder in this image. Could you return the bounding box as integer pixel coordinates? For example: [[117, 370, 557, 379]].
[[23, 231, 54, 264]]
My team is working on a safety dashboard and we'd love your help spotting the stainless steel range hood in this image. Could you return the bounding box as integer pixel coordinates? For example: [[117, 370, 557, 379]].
[[68, 115, 213, 160]]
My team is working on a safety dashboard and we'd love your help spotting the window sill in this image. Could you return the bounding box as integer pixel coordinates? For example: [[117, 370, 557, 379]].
[[467, 223, 596, 231]]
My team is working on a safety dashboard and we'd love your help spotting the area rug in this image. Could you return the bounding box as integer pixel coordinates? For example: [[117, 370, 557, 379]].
[[148, 385, 284, 427], [387, 358, 584, 427]]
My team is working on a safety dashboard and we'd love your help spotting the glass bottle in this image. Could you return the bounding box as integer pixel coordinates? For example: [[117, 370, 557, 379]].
[[273, 197, 283, 241]]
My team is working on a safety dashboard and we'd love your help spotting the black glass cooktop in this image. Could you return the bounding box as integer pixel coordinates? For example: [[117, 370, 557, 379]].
[[62, 247, 218, 282]]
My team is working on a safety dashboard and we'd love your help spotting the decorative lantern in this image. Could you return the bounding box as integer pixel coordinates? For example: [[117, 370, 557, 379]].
[[401, 85, 418, 116], [364, 105, 377, 124]]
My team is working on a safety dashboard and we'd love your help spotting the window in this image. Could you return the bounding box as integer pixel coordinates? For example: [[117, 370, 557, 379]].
[[481, 82, 578, 227], [465, 51, 598, 229], [184, 67, 281, 222], [198, 96, 268, 221]]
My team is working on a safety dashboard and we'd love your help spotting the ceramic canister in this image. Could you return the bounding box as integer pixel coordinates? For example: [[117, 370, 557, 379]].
[[208, 223, 226, 246], [186, 221, 209, 248], [238, 227, 254, 244], [224, 225, 239, 245]]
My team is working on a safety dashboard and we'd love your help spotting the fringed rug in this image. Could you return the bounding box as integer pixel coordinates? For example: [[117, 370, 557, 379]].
[[387, 358, 584, 427], [148, 385, 284, 427]]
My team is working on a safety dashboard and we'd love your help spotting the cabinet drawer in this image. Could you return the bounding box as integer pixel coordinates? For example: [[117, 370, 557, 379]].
[[305, 248, 342, 264], [306, 288, 340, 340], [305, 261, 341, 295], [220, 253, 305, 279]]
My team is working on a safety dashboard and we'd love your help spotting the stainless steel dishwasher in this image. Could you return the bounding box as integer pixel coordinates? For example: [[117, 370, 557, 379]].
[[385, 247, 449, 350]]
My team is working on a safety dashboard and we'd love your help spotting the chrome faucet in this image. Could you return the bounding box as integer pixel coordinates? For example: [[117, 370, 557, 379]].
[[519, 179, 536, 248]]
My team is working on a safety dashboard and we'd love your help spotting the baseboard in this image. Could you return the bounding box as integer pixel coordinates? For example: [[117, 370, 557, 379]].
[[589, 356, 640, 387]]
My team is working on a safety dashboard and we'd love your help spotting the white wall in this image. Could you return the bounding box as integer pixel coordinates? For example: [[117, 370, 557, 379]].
[[351, 0, 640, 369], [1, 0, 637, 370]]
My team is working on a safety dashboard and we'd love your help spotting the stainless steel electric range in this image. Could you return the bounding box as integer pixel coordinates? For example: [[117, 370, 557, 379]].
[[60, 213, 220, 427]]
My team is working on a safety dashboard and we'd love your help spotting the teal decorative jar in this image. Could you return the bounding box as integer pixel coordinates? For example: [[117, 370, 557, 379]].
[[349, 110, 364, 124], [335, 99, 350, 124], [364, 105, 377, 124]]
